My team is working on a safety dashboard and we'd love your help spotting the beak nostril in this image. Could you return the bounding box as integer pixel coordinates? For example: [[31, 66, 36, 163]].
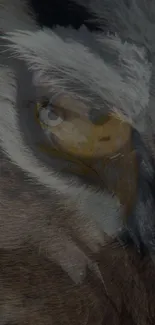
[[99, 136, 111, 142]]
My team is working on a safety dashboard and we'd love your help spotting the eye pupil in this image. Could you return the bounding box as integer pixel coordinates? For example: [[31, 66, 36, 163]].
[[38, 100, 63, 127]]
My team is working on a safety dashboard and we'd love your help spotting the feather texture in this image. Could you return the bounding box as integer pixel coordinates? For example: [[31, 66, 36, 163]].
[[2, 28, 151, 133], [0, 0, 37, 33]]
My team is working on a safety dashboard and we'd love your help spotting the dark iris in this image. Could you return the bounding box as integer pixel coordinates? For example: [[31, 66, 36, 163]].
[[48, 109, 59, 120]]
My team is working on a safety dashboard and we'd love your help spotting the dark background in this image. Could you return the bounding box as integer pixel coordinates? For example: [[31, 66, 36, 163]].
[[28, 0, 102, 31]]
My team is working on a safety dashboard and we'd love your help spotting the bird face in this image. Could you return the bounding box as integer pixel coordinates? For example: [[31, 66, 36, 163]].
[[36, 94, 138, 219], [36, 94, 132, 159]]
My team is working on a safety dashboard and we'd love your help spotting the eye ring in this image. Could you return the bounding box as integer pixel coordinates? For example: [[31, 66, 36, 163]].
[[35, 100, 64, 129]]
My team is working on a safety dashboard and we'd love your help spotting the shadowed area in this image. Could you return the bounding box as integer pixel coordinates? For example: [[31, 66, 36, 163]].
[[0, 241, 155, 325], [29, 0, 102, 30]]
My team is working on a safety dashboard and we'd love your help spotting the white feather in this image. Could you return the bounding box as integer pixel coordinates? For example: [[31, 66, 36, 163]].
[[2, 28, 151, 132], [0, 0, 37, 33], [73, 0, 155, 51]]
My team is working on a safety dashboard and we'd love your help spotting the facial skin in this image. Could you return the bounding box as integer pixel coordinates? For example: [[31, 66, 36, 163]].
[[38, 94, 132, 158]]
